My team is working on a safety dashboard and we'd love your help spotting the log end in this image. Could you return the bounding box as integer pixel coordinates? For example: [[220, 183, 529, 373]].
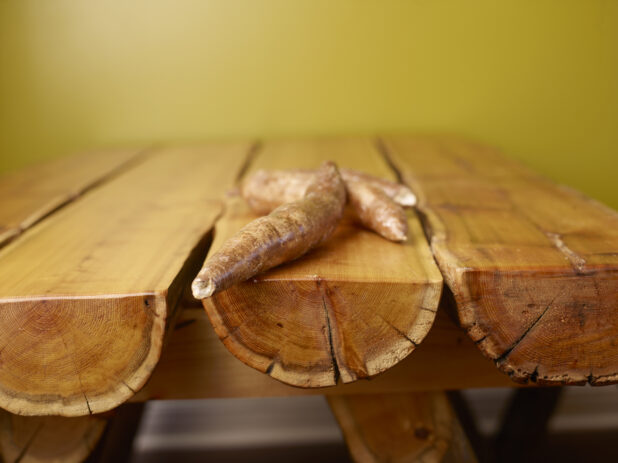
[[203, 276, 441, 388], [452, 267, 618, 386], [0, 294, 167, 416]]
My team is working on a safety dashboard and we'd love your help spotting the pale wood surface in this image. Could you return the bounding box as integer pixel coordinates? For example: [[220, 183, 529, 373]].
[[383, 134, 618, 385], [0, 143, 251, 416], [135, 307, 517, 401], [0, 148, 146, 248], [202, 138, 443, 388], [328, 392, 476, 463], [0, 410, 106, 463]]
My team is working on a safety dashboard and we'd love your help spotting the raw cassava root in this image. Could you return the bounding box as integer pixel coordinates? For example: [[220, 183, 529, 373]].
[[345, 178, 408, 242], [241, 168, 415, 241], [192, 161, 346, 299], [340, 168, 417, 208]]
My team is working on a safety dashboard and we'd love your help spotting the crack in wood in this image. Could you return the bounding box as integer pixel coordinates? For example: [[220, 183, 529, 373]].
[[420, 306, 438, 313], [83, 392, 93, 415], [234, 141, 262, 183], [265, 360, 276, 375], [374, 137, 405, 184], [530, 365, 540, 383], [321, 294, 340, 385], [121, 380, 136, 394], [495, 291, 560, 365], [375, 312, 418, 347], [58, 327, 93, 415], [1, 146, 155, 252], [218, 322, 243, 343]]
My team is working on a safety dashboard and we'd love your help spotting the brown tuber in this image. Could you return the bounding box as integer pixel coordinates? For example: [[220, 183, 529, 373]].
[[241, 168, 414, 241], [341, 168, 417, 208], [192, 161, 346, 299], [345, 178, 408, 242]]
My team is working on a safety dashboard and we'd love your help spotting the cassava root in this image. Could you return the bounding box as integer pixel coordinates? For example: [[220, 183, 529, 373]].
[[345, 179, 408, 242], [341, 168, 417, 208], [241, 168, 413, 241], [192, 161, 346, 299]]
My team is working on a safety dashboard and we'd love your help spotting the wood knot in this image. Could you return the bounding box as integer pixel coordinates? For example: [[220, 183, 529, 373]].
[[414, 426, 431, 440]]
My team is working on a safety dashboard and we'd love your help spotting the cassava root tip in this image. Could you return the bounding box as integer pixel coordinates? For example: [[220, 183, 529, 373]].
[[192, 161, 346, 299], [394, 188, 417, 208], [191, 277, 216, 299], [346, 179, 409, 242]]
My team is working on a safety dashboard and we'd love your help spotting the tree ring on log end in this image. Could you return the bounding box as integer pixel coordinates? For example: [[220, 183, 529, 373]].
[[456, 268, 618, 386], [0, 294, 165, 416], [204, 276, 440, 388]]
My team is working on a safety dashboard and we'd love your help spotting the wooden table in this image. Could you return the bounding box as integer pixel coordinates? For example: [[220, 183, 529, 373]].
[[0, 136, 615, 462]]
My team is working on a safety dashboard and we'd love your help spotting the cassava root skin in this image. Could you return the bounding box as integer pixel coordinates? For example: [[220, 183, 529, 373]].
[[192, 161, 346, 299], [241, 169, 314, 215], [341, 168, 417, 207], [241, 168, 412, 241], [346, 179, 408, 242]]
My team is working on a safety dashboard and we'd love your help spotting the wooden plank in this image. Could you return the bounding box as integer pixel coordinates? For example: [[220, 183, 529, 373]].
[[328, 392, 477, 463], [0, 148, 147, 247], [0, 142, 252, 416], [201, 138, 443, 388], [382, 134, 618, 385], [135, 306, 517, 400]]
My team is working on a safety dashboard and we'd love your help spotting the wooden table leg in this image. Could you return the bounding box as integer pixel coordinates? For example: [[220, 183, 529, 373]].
[[493, 388, 562, 463], [0, 402, 145, 463], [328, 392, 477, 463], [0, 411, 107, 463]]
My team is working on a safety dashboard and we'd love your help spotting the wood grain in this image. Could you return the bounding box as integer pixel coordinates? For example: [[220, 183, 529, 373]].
[[0, 143, 251, 416], [328, 392, 477, 463], [201, 138, 443, 388], [383, 134, 618, 385], [0, 411, 106, 463], [0, 148, 146, 248], [136, 305, 517, 401]]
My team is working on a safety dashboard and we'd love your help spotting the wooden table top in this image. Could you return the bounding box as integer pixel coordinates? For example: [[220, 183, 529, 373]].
[[0, 135, 616, 417]]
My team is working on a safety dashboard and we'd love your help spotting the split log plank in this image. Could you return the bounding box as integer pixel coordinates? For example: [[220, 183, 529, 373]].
[[383, 134, 618, 385], [0, 148, 147, 248], [328, 392, 477, 463], [0, 143, 251, 416], [135, 307, 517, 401], [202, 138, 443, 388]]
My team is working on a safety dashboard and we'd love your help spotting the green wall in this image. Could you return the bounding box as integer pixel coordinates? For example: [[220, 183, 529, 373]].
[[1, 0, 616, 208]]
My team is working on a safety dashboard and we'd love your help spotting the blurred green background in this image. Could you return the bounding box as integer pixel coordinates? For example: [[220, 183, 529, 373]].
[[0, 0, 616, 208]]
